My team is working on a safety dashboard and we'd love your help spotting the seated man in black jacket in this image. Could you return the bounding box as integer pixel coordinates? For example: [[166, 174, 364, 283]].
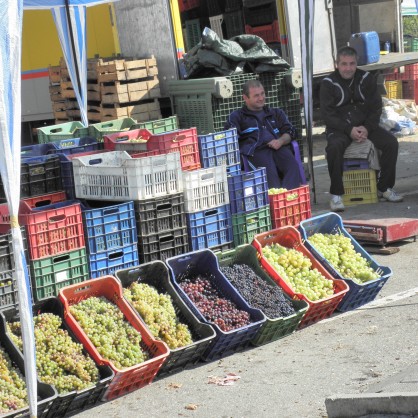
[[224, 79, 302, 190], [320, 46, 403, 212]]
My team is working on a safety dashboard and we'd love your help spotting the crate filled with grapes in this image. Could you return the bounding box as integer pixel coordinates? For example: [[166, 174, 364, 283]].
[[216, 245, 309, 346], [299, 213, 392, 312], [58, 275, 169, 401], [0, 317, 57, 418], [1, 298, 114, 417], [253, 227, 349, 328], [166, 250, 266, 361], [115, 261, 216, 377]]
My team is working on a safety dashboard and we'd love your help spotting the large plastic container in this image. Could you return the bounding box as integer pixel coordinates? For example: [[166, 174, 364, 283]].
[[299, 213, 392, 312], [58, 276, 169, 401], [349, 31, 380, 65], [166, 249, 266, 361], [115, 261, 216, 377], [216, 245, 308, 346], [253, 226, 349, 328]]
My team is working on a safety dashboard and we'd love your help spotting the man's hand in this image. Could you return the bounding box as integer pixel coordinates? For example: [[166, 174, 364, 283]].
[[268, 138, 285, 150], [350, 126, 368, 143]]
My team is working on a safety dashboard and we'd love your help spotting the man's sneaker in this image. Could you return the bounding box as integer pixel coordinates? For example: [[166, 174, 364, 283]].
[[378, 188, 404, 202], [330, 195, 345, 212]]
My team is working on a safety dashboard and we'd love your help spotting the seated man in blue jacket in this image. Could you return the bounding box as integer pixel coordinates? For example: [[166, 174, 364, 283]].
[[224, 79, 302, 190]]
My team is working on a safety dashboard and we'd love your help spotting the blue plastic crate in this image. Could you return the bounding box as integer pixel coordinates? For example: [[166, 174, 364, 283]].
[[343, 158, 369, 171], [81, 201, 137, 254], [198, 128, 240, 171], [186, 204, 233, 251], [227, 163, 241, 176], [227, 167, 269, 215], [88, 244, 139, 279], [21, 143, 56, 158], [299, 213, 392, 312], [165, 249, 266, 361], [49, 136, 103, 155]]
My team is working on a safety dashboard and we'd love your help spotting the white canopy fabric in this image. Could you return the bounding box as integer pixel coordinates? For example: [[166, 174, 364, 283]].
[[402, 0, 418, 15]]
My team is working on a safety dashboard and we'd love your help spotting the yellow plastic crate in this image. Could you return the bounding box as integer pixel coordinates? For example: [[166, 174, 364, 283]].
[[343, 169, 378, 206], [384, 80, 402, 99]]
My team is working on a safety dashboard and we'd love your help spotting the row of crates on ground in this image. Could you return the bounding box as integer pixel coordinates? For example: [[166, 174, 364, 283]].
[[384, 63, 418, 103], [0, 211, 392, 417]]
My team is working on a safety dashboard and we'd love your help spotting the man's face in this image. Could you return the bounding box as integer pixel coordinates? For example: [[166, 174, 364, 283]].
[[243, 86, 266, 111], [336, 54, 357, 80]]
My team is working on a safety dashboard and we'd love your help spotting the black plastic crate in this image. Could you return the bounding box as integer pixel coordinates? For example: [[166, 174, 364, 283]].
[[204, 0, 223, 15], [115, 261, 216, 377], [224, 10, 245, 38], [243, 3, 277, 26], [1, 298, 114, 418], [243, 0, 273, 7], [138, 226, 189, 263], [134, 193, 187, 236], [0, 312, 57, 418], [225, 0, 242, 12]]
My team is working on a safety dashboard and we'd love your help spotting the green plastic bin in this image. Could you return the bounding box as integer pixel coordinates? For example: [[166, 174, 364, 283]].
[[130, 115, 178, 134], [37, 121, 89, 144], [88, 117, 137, 142]]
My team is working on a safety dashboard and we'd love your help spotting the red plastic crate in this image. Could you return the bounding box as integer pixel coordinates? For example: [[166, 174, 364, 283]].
[[22, 191, 67, 208], [268, 185, 311, 229], [252, 226, 349, 328], [58, 276, 169, 401], [245, 20, 279, 44], [401, 79, 418, 103], [398, 63, 418, 80], [178, 0, 200, 13], [0, 200, 85, 259], [103, 129, 148, 153]]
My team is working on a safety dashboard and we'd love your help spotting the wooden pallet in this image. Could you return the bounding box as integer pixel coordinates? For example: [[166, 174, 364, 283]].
[[100, 98, 160, 119], [100, 78, 160, 104], [97, 57, 158, 83], [48, 65, 61, 84]]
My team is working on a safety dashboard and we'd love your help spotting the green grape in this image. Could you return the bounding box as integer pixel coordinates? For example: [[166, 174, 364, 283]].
[[124, 282, 193, 349], [262, 243, 335, 301], [308, 233, 380, 284]]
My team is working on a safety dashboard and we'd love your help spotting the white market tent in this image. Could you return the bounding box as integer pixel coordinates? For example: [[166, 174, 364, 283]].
[[402, 0, 418, 15]]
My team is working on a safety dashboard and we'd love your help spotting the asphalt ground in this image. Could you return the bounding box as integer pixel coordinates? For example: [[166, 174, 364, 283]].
[[76, 127, 418, 418]]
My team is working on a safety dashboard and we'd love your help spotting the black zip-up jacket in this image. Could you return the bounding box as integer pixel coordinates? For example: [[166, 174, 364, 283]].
[[320, 68, 382, 137], [224, 105, 297, 156]]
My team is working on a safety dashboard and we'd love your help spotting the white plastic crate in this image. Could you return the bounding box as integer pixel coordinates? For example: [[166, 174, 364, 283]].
[[182, 165, 229, 213], [72, 151, 183, 201]]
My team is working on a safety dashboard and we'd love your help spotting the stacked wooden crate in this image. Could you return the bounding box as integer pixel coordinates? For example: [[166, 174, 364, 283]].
[[97, 56, 162, 122], [48, 64, 67, 123]]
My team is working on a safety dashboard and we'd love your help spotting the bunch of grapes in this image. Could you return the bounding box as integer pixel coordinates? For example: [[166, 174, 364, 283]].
[[262, 243, 335, 301], [124, 282, 193, 349], [69, 296, 148, 369], [220, 264, 296, 318], [308, 233, 380, 284], [179, 273, 251, 332], [7, 313, 99, 394], [0, 345, 28, 413]]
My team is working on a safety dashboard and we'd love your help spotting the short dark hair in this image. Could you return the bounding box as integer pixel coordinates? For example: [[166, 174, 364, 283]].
[[242, 79, 264, 97], [336, 46, 358, 63]]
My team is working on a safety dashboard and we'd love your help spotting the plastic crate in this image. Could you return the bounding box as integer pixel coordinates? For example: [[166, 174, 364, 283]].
[[253, 226, 350, 328], [245, 20, 279, 44], [37, 121, 89, 144], [115, 261, 216, 377], [49, 136, 102, 155], [186, 204, 233, 251], [198, 128, 240, 171], [224, 10, 245, 39], [72, 151, 183, 201], [400, 78, 418, 102], [1, 298, 114, 418], [185, 19, 201, 51], [88, 118, 137, 142], [103, 129, 148, 153], [88, 244, 139, 279], [228, 167, 269, 215], [182, 166, 229, 213], [137, 128, 201, 171], [134, 193, 187, 236], [398, 63, 418, 80], [178, 0, 200, 12], [216, 245, 308, 346], [244, 2, 278, 26], [299, 213, 392, 312], [166, 249, 266, 361], [384, 80, 403, 99], [81, 200, 137, 254], [130, 115, 178, 134], [21, 143, 56, 158], [21, 191, 67, 208], [138, 226, 189, 263], [232, 205, 271, 246], [343, 158, 370, 171], [342, 169, 378, 206], [58, 276, 169, 401], [269, 185, 311, 229], [30, 247, 90, 302], [0, 319, 57, 418], [225, 0, 242, 12]]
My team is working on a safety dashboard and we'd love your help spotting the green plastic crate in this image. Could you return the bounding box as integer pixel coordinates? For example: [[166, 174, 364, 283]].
[[131, 115, 178, 134], [185, 19, 202, 51], [30, 247, 89, 302], [231, 205, 271, 246], [216, 244, 308, 346], [37, 121, 89, 144], [88, 117, 137, 142]]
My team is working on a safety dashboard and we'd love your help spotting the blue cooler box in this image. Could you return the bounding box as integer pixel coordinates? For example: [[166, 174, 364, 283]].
[[349, 31, 380, 65]]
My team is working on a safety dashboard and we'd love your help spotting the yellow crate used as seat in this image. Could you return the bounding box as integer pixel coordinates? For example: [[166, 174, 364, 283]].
[[343, 169, 378, 206]]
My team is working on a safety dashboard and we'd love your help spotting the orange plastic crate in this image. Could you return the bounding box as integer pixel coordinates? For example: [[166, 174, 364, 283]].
[[252, 226, 349, 328], [245, 20, 279, 44], [22, 191, 67, 208], [58, 276, 169, 401], [268, 185, 311, 229]]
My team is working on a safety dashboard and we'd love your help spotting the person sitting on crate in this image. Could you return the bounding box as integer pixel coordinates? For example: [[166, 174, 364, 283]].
[[320, 45, 403, 212], [224, 79, 303, 190]]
